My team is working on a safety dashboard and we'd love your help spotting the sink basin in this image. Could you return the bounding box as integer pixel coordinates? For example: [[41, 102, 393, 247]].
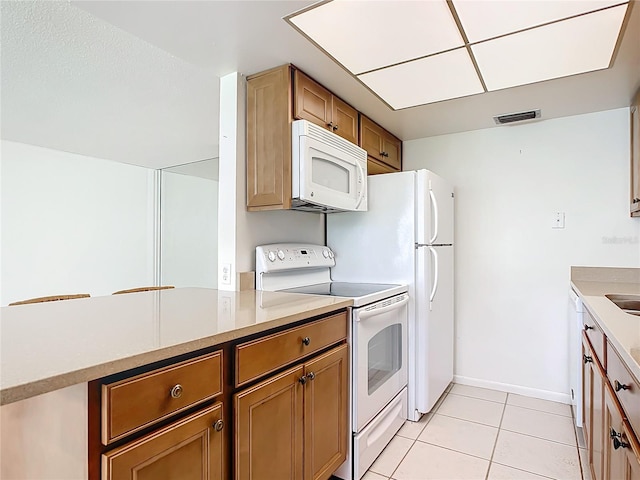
[[606, 294, 640, 316]]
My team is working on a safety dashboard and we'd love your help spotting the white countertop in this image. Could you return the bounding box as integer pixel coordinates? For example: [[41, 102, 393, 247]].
[[0, 288, 352, 405], [571, 267, 640, 382]]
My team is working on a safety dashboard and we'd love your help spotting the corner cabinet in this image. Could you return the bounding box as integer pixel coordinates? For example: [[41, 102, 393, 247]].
[[631, 88, 640, 217], [234, 312, 349, 480], [360, 115, 402, 175], [582, 308, 640, 480]]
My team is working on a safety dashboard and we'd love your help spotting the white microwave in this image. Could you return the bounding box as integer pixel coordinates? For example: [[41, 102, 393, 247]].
[[292, 119, 367, 213]]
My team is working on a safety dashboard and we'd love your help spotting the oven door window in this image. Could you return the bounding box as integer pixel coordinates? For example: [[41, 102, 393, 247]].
[[368, 323, 403, 395]]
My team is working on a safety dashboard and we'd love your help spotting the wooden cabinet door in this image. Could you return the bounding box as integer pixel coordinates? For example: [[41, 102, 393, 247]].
[[360, 115, 384, 162], [332, 97, 358, 145], [294, 70, 332, 129], [381, 133, 402, 170], [235, 365, 304, 480], [631, 90, 640, 216], [584, 337, 593, 449], [591, 346, 606, 480], [604, 383, 626, 480], [622, 423, 640, 480], [303, 344, 349, 480], [102, 402, 224, 480]]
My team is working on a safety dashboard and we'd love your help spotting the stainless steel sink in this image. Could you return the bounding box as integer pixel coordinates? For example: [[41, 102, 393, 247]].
[[606, 294, 640, 316]]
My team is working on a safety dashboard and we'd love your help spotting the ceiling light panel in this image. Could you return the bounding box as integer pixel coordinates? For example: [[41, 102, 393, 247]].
[[288, 0, 464, 74], [358, 48, 484, 109], [472, 4, 628, 92], [454, 0, 626, 43]]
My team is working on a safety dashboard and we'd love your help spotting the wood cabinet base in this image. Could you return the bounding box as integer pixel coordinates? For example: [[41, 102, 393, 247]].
[[102, 403, 224, 480]]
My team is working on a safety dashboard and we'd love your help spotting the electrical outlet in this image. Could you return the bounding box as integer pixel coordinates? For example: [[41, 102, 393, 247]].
[[221, 263, 232, 285], [552, 212, 565, 229]]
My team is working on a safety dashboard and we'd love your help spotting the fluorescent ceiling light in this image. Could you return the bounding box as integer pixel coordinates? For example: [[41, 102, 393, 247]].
[[358, 48, 484, 109], [285, 0, 630, 109], [472, 4, 628, 91], [288, 0, 463, 74], [454, 0, 624, 43]]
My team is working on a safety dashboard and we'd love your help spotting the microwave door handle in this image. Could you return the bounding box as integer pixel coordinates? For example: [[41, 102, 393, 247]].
[[355, 160, 365, 209]]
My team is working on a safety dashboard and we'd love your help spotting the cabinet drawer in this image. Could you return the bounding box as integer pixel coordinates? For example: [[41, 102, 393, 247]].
[[607, 341, 640, 435], [235, 311, 347, 387], [583, 310, 605, 366], [102, 351, 223, 444]]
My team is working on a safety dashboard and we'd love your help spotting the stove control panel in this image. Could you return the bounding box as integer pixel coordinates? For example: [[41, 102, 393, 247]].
[[256, 243, 335, 274]]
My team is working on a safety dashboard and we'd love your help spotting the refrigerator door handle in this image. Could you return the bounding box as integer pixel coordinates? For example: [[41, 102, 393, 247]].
[[429, 246, 439, 310], [429, 188, 439, 244]]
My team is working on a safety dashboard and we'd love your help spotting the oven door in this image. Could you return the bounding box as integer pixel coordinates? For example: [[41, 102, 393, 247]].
[[294, 131, 367, 212], [353, 293, 409, 432]]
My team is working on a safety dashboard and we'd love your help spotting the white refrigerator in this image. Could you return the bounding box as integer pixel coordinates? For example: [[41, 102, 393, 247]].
[[327, 169, 454, 421]]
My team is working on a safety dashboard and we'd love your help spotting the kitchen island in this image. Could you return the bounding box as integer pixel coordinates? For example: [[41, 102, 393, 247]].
[[0, 288, 352, 479]]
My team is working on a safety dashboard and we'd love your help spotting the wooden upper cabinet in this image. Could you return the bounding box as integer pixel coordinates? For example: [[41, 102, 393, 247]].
[[360, 114, 402, 174], [293, 70, 358, 145], [246, 65, 293, 211], [631, 88, 640, 217]]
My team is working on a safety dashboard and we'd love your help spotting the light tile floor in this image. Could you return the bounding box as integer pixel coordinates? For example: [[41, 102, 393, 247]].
[[362, 383, 588, 480]]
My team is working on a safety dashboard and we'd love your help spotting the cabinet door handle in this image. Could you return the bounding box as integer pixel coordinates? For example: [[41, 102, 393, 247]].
[[327, 122, 334, 129], [213, 419, 224, 432], [298, 376, 307, 385], [306, 371, 316, 381], [380, 151, 389, 157], [610, 429, 630, 450], [633, 198, 640, 203], [301, 337, 311, 346], [583, 354, 593, 364], [170, 384, 183, 398], [614, 380, 630, 392], [332, 124, 338, 131], [584, 324, 594, 331]]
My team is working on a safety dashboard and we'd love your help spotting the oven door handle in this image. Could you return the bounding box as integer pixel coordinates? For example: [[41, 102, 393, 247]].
[[356, 295, 409, 321]]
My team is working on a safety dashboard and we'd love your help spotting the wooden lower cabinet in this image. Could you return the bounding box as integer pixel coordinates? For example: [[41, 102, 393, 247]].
[[102, 402, 224, 480], [584, 333, 605, 480], [234, 344, 348, 480], [604, 383, 640, 480]]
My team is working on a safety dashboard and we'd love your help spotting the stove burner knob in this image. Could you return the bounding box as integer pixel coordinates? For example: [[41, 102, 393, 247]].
[[322, 249, 329, 258], [277, 250, 285, 260], [268, 251, 276, 262]]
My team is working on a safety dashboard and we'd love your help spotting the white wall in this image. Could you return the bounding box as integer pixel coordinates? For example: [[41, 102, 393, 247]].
[[161, 171, 218, 288], [1, 141, 155, 305], [404, 108, 640, 400], [217, 72, 325, 291]]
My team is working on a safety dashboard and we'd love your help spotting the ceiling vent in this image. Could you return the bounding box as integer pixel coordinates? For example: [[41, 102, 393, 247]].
[[493, 109, 541, 125]]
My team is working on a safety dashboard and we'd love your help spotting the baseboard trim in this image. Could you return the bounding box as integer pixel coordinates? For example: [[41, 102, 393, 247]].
[[453, 375, 572, 405]]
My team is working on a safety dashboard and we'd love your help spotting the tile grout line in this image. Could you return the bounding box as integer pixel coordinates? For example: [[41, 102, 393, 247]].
[[490, 460, 557, 480], [484, 391, 509, 480]]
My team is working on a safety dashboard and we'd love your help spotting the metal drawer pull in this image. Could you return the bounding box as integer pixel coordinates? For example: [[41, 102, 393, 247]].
[[306, 372, 316, 381], [170, 384, 183, 399], [213, 419, 224, 432], [301, 337, 311, 346], [583, 354, 593, 364], [614, 380, 630, 392], [584, 324, 594, 331]]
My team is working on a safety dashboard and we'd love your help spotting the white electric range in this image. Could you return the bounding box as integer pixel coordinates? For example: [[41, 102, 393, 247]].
[[256, 243, 409, 480]]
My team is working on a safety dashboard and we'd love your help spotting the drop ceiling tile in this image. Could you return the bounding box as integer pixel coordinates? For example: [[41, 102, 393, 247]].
[[358, 48, 484, 109], [288, 0, 463, 74], [454, 0, 626, 43], [472, 4, 628, 92]]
